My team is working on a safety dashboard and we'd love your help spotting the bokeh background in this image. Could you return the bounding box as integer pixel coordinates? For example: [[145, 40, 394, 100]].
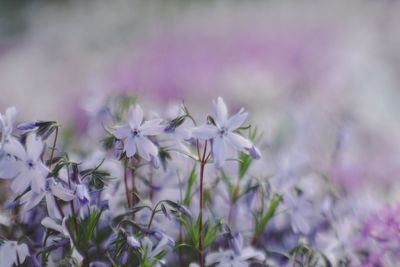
[[1, 0, 400, 200]]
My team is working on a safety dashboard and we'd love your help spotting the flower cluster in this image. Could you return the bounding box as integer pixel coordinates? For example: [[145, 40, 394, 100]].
[[358, 204, 400, 266], [0, 96, 397, 266]]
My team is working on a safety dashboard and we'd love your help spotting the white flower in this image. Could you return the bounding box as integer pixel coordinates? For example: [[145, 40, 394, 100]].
[[192, 97, 261, 168], [127, 236, 141, 248], [41, 216, 84, 264], [0, 146, 20, 179], [20, 178, 75, 219], [0, 107, 20, 179], [140, 235, 174, 266], [315, 217, 359, 266], [0, 107, 17, 145], [114, 105, 163, 163], [0, 240, 30, 267], [205, 233, 265, 267], [76, 183, 91, 205], [5, 133, 49, 194]]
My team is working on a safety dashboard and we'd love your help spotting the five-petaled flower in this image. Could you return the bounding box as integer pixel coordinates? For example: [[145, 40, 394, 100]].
[[0, 240, 30, 267], [6, 133, 49, 194], [113, 105, 164, 164], [19, 177, 75, 219], [192, 97, 261, 168], [0, 107, 20, 179]]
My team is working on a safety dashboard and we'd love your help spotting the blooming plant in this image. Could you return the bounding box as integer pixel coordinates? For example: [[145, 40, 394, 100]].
[[0, 96, 396, 266]]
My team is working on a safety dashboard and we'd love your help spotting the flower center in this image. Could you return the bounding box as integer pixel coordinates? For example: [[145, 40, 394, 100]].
[[27, 160, 35, 169], [131, 129, 140, 137], [218, 127, 228, 137]]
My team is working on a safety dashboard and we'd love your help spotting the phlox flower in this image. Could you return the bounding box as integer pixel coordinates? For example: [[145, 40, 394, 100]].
[[41, 216, 84, 264], [359, 204, 400, 264], [315, 217, 360, 266], [4, 133, 49, 194], [114, 105, 163, 164], [0, 107, 20, 179], [19, 177, 75, 219], [0, 240, 30, 267], [139, 234, 175, 267], [205, 233, 265, 267], [192, 97, 261, 168], [0, 107, 17, 144]]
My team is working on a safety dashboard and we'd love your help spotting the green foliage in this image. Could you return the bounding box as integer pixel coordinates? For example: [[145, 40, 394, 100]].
[[180, 214, 222, 251], [80, 159, 113, 190], [66, 208, 103, 258], [254, 194, 282, 237], [239, 151, 253, 180], [102, 135, 116, 150], [183, 166, 197, 207]]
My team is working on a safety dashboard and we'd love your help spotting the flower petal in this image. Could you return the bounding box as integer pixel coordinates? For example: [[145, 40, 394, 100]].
[[114, 125, 131, 139], [0, 156, 20, 179], [213, 97, 228, 126], [11, 170, 31, 194], [30, 167, 47, 193], [127, 236, 140, 248], [128, 105, 143, 129], [41, 217, 64, 233], [292, 211, 311, 235], [51, 183, 75, 201], [245, 145, 262, 160], [240, 247, 265, 261], [140, 119, 164, 136], [124, 137, 137, 158], [3, 137, 26, 160], [26, 134, 43, 161], [212, 137, 227, 168], [226, 132, 252, 151], [16, 243, 29, 264], [5, 107, 17, 127], [46, 193, 62, 219], [21, 191, 44, 211], [0, 241, 17, 267], [226, 108, 248, 131], [136, 136, 158, 161], [191, 125, 218, 140]]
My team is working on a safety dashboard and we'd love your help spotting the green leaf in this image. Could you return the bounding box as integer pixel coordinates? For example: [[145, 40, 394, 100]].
[[203, 220, 222, 248], [102, 135, 116, 150], [183, 166, 197, 206], [255, 194, 282, 237], [66, 208, 103, 254], [239, 152, 252, 180]]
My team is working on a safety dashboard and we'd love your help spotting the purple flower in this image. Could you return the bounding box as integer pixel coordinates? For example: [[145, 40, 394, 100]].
[[5, 133, 49, 194], [192, 97, 261, 167], [360, 204, 400, 264], [76, 183, 91, 206], [0, 240, 29, 267], [113, 105, 163, 162], [19, 178, 75, 219], [127, 236, 140, 248], [0, 107, 20, 179], [0, 107, 17, 144], [41, 216, 84, 264], [205, 233, 265, 266]]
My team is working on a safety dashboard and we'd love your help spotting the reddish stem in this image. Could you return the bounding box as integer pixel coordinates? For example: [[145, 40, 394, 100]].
[[198, 140, 208, 267]]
